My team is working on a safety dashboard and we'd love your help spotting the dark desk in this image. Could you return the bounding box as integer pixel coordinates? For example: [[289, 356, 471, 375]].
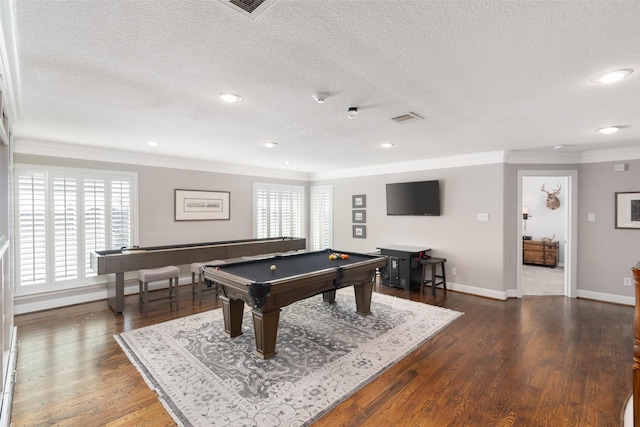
[[90, 237, 306, 313], [202, 249, 387, 359], [378, 245, 431, 291]]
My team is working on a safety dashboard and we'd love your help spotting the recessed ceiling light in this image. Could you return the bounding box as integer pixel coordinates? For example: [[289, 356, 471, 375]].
[[591, 69, 634, 84], [217, 93, 242, 103], [553, 145, 566, 150], [596, 126, 621, 134], [147, 141, 159, 147], [283, 161, 291, 165], [264, 141, 278, 148], [381, 142, 394, 148]]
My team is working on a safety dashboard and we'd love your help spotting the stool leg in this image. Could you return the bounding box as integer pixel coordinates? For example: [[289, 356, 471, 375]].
[[432, 264, 437, 297], [174, 276, 179, 311], [197, 273, 203, 306], [143, 281, 149, 318], [441, 262, 447, 291], [191, 272, 197, 303], [139, 280, 143, 314], [420, 263, 427, 295]]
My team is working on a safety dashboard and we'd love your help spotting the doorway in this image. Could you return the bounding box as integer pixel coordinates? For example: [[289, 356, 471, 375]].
[[516, 170, 578, 298]]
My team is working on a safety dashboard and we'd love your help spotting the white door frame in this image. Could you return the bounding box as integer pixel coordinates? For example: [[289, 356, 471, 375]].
[[516, 170, 578, 298]]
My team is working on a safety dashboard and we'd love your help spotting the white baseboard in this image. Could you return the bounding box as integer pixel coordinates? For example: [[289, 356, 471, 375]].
[[448, 285, 634, 306], [15, 276, 193, 315], [447, 282, 509, 300], [0, 327, 18, 427], [576, 289, 634, 306]]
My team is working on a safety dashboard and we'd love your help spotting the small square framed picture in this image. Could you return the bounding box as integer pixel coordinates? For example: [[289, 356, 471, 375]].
[[352, 209, 366, 223], [352, 225, 367, 239], [352, 194, 366, 208]]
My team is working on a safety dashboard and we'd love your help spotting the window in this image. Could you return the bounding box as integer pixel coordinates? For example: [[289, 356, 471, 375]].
[[253, 183, 304, 239], [310, 185, 333, 250], [15, 165, 137, 295]]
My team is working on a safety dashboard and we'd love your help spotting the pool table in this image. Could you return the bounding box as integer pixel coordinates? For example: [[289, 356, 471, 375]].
[[202, 249, 387, 359]]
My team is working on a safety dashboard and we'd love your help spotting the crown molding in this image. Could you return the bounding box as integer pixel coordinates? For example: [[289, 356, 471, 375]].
[[505, 150, 582, 164], [579, 146, 640, 163], [14, 138, 640, 183], [309, 151, 507, 181], [506, 146, 640, 164], [13, 139, 311, 181]]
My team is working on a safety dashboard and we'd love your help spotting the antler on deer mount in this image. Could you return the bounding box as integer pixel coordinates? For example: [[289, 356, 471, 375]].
[[541, 183, 562, 210], [542, 233, 556, 242]]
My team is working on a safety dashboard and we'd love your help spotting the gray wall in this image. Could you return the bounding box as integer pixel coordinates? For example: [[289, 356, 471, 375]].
[[317, 163, 507, 294], [15, 153, 640, 303], [577, 160, 639, 296]]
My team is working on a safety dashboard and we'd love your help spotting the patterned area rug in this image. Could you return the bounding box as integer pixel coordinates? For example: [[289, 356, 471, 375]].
[[115, 289, 463, 426]]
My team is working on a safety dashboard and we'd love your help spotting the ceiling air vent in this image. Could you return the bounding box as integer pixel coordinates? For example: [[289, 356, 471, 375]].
[[391, 112, 424, 124], [220, 0, 278, 19]]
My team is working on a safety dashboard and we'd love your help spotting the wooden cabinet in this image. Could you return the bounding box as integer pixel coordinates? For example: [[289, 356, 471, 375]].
[[523, 240, 558, 267]]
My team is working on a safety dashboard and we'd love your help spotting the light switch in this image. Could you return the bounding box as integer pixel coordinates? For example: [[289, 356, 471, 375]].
[[588, 213, 596, 222]]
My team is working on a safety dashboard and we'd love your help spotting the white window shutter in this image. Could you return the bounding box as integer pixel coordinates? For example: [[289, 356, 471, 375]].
[[84, 178, 106, 277], [310, 185, 333, 250], [15, 165, 137, 295], [17, 171, 47, 286], [53, 176, 79, 281], [110, 179, 132, 250], [254, 183, 304, 239]]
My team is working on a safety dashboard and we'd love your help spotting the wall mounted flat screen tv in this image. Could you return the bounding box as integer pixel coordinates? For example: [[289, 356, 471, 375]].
[[386, 180, 440, 216]]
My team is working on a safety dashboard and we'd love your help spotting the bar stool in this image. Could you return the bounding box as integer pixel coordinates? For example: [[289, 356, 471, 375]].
[[420, 257, 447, 296], [190, 260, 225, 306], [138, 265, 180, 317]]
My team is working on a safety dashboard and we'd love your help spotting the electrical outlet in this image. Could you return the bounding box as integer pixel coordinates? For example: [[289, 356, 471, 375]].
[[624, 277, 632, 287], [451, 267, 457, 276]]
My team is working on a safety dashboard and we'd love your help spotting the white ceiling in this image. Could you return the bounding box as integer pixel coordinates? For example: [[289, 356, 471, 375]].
[[4, 0, 640, 175]]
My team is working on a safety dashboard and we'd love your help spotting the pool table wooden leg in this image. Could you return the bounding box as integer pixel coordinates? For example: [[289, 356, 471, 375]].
[[354, 280, 373, 315], [322, 289, 336, 303], [221, 296, 244, 338], [251, 308, 281, 359]]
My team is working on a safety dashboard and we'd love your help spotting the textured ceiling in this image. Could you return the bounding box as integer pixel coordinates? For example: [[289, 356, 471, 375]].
[[7, 0, 640, 174]]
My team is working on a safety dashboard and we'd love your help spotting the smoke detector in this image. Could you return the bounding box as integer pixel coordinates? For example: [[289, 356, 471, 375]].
[[312, 92, 329, 103]]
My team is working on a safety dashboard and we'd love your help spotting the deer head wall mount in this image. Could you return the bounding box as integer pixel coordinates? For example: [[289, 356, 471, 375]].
[[541, 183, 561, 210]]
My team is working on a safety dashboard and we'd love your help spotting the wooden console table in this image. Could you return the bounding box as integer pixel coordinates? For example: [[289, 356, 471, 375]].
[[523, 240, 558, 267]]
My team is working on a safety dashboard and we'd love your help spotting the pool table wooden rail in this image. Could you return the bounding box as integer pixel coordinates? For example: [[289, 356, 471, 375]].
[[206, 256, 385, 312]]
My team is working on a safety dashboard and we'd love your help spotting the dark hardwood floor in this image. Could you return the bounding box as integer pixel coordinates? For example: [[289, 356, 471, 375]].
[[11, 280, 633, 426]]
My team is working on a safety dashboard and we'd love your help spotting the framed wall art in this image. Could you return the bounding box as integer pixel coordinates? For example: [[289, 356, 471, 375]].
[[352, 194, 366, 208], [352, 209, 366, 223], [175, 189, 230, 221], [615, 191, 640, 229], [352, 225, 366, 239]]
